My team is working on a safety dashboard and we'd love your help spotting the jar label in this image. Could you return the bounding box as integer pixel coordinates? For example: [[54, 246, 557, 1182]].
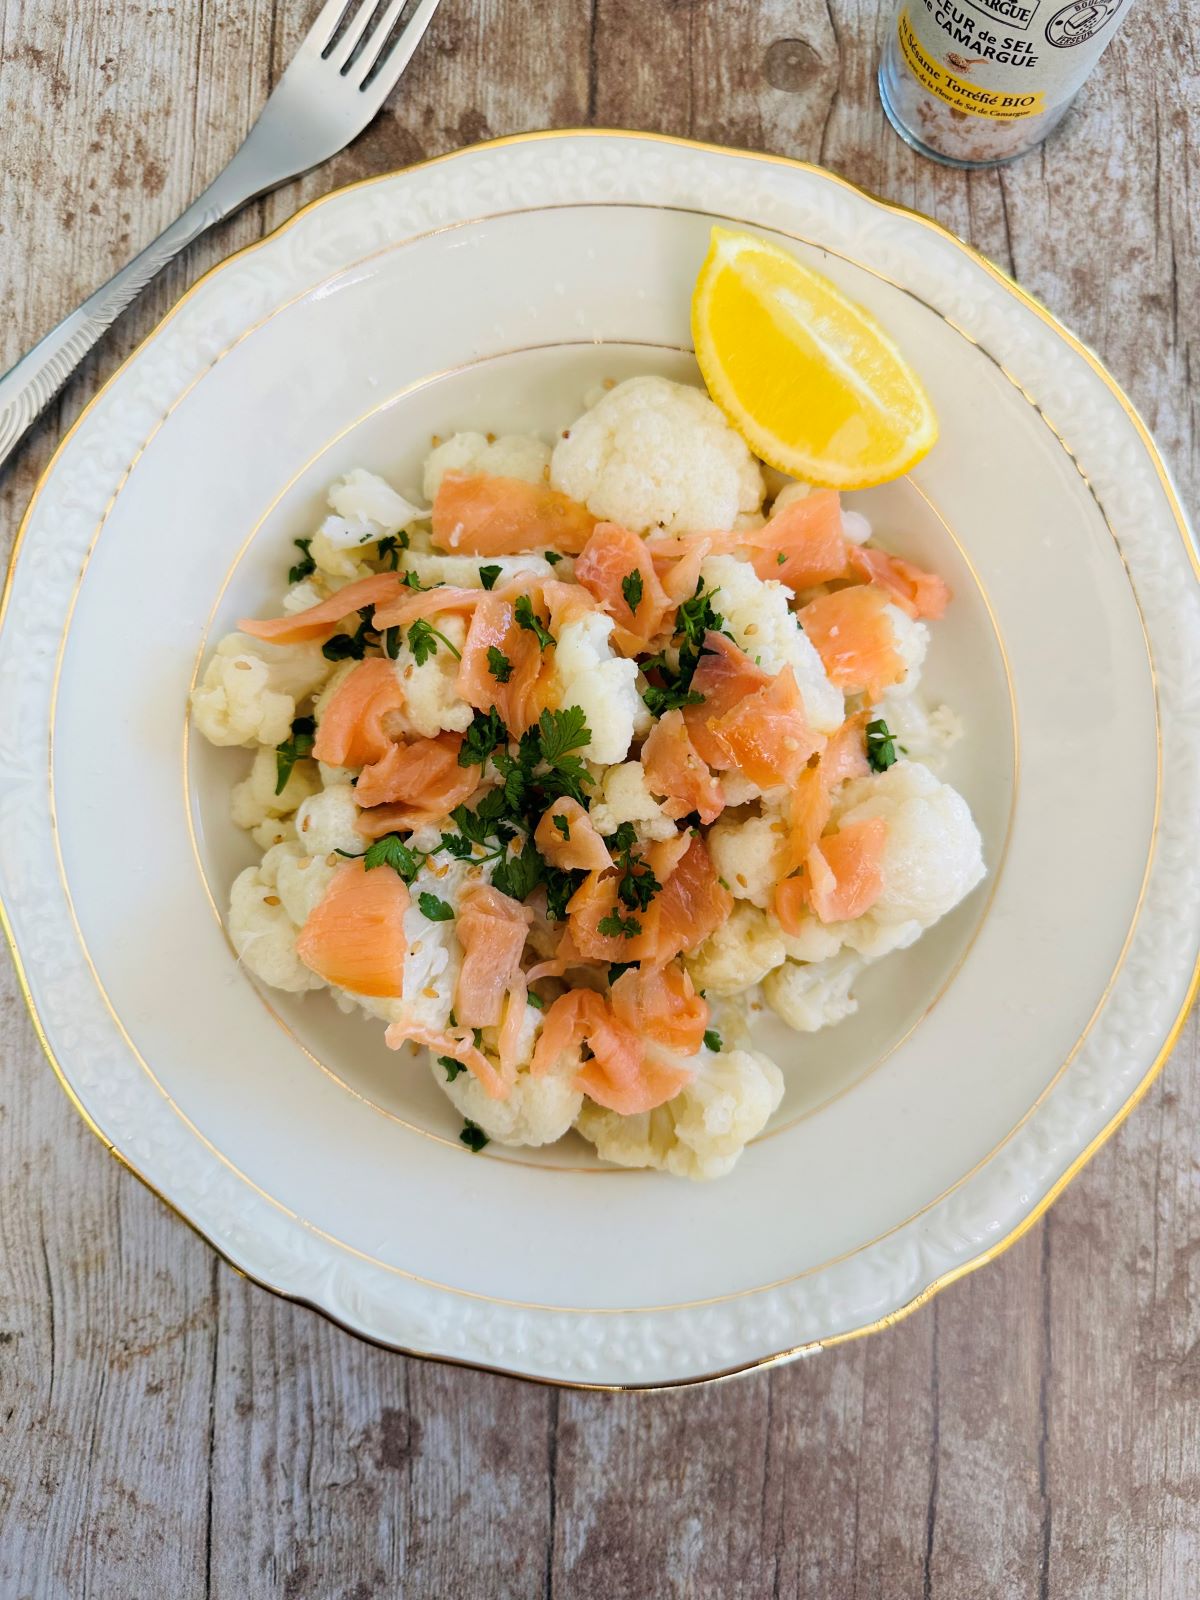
[[896, 0, 1131, 121]]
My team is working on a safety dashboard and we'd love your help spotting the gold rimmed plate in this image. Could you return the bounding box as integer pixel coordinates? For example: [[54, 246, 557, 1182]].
[[2, 132, 1197, 1387]]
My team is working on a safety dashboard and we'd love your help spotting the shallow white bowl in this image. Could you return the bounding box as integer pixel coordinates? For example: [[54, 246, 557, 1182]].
[[2, 132, 1197, 1388]]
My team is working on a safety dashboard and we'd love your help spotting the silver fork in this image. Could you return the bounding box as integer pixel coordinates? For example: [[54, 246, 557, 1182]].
[[0, 0, 443, 472]]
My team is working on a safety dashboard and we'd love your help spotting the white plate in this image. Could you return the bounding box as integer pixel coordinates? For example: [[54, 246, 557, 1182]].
[[2, 132, 1197, 1388]]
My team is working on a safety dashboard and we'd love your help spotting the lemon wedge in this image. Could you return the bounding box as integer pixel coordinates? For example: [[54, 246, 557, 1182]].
[[692, 226, 938, 488]]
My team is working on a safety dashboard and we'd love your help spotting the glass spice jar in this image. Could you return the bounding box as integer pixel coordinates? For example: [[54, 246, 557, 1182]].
[[878, 0, 1137, 168]]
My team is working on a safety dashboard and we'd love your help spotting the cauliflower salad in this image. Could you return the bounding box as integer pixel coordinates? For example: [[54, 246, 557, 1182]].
[[192, 375, 985, 1180]]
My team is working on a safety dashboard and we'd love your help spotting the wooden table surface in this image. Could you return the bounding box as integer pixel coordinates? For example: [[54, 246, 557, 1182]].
[[1, 2, 1197, 1595]]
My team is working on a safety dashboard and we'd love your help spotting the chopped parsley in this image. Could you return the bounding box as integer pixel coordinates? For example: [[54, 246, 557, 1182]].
[[544, 866, 582, 922], [322, 605, 380, 662], [598, 910, 642, 939], [866, 718, 898, 772], [486, 646, 512, 683], [605, 822, 662, 916], [492, 841, 546, 902], [514, 594, 555, 650], [526, 990, 544, 1011], [322, 627, 368, 661], [376, 533, 407, 569], [383, 624, 402, 660], [400, 569, 429, 591], [621, 569, 644, 611], [459, 1120, 490, 1153], [776, 551, 787, 566], [363, 833, 424, 882], [608, 961, 636, 984], [407, 617, 462, 664], [458, 708, 509, 769], [418, 892, 455, 921], [287, 537, 315, 584], [639, 581, 732, 717], [274, 715, 315, 795], [552, 813, 571, 840], [478, 564, 502, 591], [531, 706, 593, 805], [703, 1029, 723, 1053], [544, 550, 564, 566], [438, 1055, 465, 1082], [641, 680, 704, 718]]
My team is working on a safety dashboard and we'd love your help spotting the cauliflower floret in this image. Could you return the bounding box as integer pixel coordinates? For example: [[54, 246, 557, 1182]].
[[553, 611, 640, 766], [423, 432, 551, 501], [273, 850, 338, 928], [706, 811, 786, 909], [310, 468, 428, 579], [308, 526, 375, 582], [231, 746, 319, 830], [551, 376, 764, 536], [191, 634, 331, 749], [763, 952, 863, 1033], [576, 1045, 784, 1180], [401, 551, 558, 590], [227, 846, 324, 994], [877, 694, 964, 766], [281, 576, 327, 613], [294, 784, 363, 857], [435, 1001, 584, 1151], [391, 611, 473, 739], [884, 605, 929, 700], [805, 761, 986, 959], [700, 555, 844, 734], [328, 467, 426, 534], [587, 761, 678, 842], [251, 815, 297, 852], [775, 918, 844, 963], [685, 902, 787, 996]]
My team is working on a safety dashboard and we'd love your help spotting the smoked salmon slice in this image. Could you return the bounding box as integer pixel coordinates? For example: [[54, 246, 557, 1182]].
[[456, 592, 550, 732], [371, 584, 483, 631], [847, 545, 950, 620], [610, 961, 709, 1054], [313, 657, 406, 768], [534, 798, 612, 872], [806, 818, 888, 923], [295, 859, 409, 998], [432, 472, 595, 556], [353, 732, 480, 816], [650, 832, 734, 963], [240, 573, 403, 644], [775, 714, 872, 880], [454, 884, 534, 1030], [820, 711, 872, 788], [574, 523, 673, 654], [682, 631, 773, 768], [774, 817, 888, 932], [384, 1018, 507, 1100], [641, 709, 725, 824], [529, 988, 693, 1116], [798, 585, 907, 701], [711, 665, 824, 789], [746, 490, 848, 591]]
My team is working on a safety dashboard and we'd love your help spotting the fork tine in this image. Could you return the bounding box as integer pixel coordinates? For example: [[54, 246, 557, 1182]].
[[306, 0, 356, 55], [325, 0, 385, 70], [356, 0, 443, 93], [353, 0, 409, 83]]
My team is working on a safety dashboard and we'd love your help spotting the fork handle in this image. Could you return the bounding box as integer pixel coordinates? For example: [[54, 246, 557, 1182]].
[[0, 162, 256, 472]]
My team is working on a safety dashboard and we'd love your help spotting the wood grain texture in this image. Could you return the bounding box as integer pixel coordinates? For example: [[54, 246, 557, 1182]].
[[0, 1, 1197, 1595]]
